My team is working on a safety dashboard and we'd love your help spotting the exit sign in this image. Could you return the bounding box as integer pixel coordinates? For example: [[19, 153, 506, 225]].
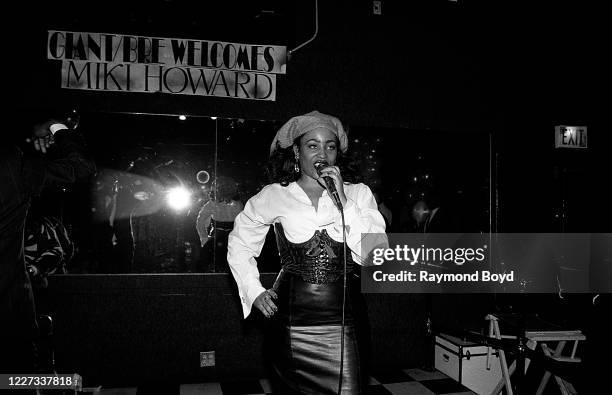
[[555, 125, 587, 149]]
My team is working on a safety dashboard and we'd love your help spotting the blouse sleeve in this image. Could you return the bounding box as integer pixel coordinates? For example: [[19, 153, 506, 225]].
[[336, 184, 388, 264], [227, 187, 274, 318]]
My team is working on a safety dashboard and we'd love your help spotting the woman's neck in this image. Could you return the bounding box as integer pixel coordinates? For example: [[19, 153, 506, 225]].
[[297, 175, 324, 193]]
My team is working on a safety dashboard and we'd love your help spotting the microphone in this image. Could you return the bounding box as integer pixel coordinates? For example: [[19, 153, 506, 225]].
[[314, 161, 343, 210]]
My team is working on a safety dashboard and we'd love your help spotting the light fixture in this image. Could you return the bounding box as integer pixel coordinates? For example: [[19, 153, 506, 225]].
[[178, 115, 187, 121], [196, 170, 210, 184], [166, 187, 192, 211]]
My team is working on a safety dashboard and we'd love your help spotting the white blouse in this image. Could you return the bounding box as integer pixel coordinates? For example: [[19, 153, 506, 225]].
[[227, 181, 386, 317]]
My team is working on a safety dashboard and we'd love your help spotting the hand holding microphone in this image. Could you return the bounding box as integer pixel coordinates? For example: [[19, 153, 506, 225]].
[[28, 120, 67, 154], [314, 161, 344, 210]]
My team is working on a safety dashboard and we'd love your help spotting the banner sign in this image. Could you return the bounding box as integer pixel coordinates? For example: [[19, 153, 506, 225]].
[[47, 31, 287, 101]]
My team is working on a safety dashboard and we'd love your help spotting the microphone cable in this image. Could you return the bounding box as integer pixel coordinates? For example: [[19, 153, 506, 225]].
[[314, 161, 348, 394], [336, 198, 346, 395]]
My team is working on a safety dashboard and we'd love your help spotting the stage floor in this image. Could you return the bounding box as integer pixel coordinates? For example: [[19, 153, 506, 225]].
[[85, 368, 476, 394]]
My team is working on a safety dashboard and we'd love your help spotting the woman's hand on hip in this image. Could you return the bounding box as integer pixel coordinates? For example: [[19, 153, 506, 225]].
[[254, 289, 278, 318]]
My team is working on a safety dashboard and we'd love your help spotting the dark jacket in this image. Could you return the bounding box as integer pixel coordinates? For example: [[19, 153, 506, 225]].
[[0, 129, 95, 322]]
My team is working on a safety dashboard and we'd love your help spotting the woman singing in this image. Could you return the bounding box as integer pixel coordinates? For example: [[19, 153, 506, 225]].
[[227, 111, 386, 394]]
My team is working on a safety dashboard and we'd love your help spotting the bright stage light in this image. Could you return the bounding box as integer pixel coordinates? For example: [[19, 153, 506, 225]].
[[167, 187, 192, 211]]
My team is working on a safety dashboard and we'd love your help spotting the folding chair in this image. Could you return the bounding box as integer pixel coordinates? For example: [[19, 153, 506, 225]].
[[486, 314, 585, 395]]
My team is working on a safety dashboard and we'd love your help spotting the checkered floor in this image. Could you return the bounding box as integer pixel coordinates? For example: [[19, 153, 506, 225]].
[[83, 368, 476, 394]]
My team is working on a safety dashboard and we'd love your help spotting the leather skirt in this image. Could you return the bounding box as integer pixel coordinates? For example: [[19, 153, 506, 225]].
[[268, 273, 363, 394]]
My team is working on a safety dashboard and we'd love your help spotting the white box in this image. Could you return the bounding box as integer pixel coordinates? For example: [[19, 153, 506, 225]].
[[435, 333, 503, 395]]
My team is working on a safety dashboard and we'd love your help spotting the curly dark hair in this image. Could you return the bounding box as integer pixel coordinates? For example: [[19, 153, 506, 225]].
[[266, 136, 357, 186]]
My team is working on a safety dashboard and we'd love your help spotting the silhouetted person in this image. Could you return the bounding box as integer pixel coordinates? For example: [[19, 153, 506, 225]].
[[0, 118, 94, 373]]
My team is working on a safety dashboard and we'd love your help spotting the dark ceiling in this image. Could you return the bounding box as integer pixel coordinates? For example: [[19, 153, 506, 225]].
[[12, 0, 601, 128]]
